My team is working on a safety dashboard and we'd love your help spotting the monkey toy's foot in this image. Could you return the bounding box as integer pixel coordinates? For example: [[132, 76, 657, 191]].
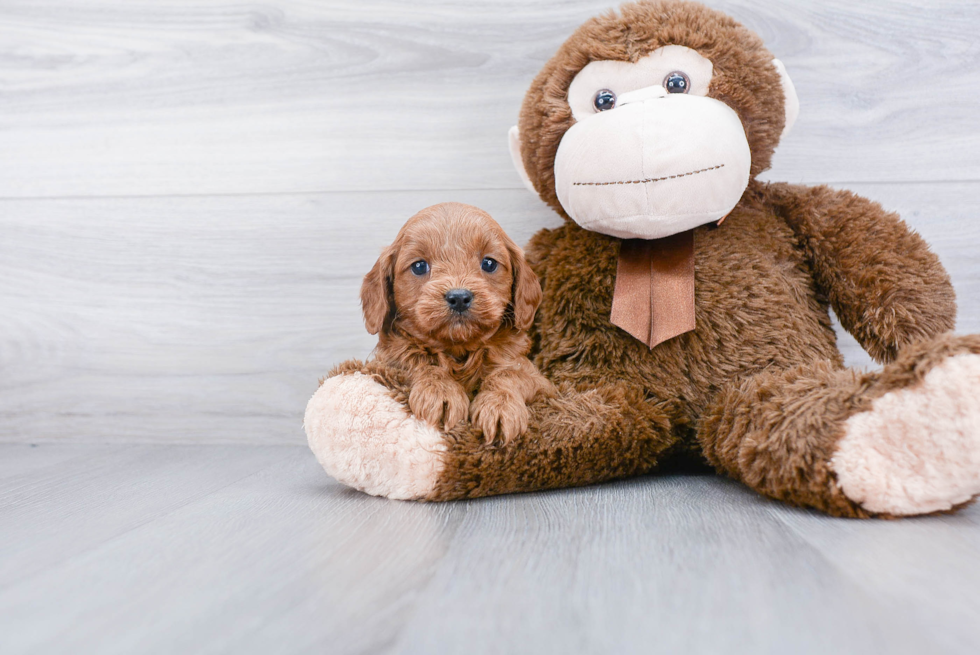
[[305, 371, 448, 500], [831, 336, 980, 515]]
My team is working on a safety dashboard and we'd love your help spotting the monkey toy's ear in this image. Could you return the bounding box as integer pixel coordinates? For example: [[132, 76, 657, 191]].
[[506, 240, 543, 331], [360, 245, 397, 335], [508, 126, 537, 194], [772, 59, 800, 138]]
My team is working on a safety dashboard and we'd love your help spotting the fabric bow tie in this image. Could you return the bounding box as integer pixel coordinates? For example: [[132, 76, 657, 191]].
[[609, 229, 696, 348]]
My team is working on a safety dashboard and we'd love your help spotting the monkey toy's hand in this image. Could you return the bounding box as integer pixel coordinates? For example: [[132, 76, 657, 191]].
[[408, 375, 469, 431]]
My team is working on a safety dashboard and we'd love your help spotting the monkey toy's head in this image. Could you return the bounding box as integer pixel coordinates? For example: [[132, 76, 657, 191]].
[[509, 0, 798, 240]]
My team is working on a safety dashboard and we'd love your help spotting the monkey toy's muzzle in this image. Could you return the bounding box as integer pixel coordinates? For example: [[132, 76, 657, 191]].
[[554, 89, 752, 240]]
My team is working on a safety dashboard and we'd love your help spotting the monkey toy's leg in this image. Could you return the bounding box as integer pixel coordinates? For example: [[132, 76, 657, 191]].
[[306, 336, 980, 514], [304, 361, 679, 501], [698, 333, 980, 518]]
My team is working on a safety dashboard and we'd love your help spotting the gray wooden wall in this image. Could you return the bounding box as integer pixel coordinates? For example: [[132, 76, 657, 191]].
[[2, 0, 979, 445]]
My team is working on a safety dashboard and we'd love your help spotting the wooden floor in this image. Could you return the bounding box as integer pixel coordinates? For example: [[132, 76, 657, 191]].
[[1, 443, 979, 655], [2, 1, 980, 652]]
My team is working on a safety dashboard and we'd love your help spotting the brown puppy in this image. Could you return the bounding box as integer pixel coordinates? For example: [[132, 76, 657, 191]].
[[361, 202, 553, 444]]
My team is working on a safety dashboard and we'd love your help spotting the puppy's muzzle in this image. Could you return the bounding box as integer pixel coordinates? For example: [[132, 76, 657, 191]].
[[445, 289, 474, 314]]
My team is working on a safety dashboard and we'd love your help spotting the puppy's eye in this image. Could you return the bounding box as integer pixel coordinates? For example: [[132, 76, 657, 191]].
[[593, 89, 617, 112], [410, 260, 429, 276], [663, 71, 691, 94], [481, 257, 498, 273]]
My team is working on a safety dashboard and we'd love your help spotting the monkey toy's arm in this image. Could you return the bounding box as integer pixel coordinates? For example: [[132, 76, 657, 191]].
[[766, 182, 956, 363]]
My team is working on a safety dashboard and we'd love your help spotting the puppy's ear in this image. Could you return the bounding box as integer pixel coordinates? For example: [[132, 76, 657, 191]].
[[506, 240, 542, 331], [361, 245, 397, 335]]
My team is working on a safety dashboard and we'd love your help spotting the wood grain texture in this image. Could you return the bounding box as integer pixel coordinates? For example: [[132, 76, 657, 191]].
[[2, 444, 978, 654], [0, 443, 289, 589], [2, 182, 976, 443], [393, 478, 927, 654], [0, 189, 562, 443], [0, 1, 977, 442], [0, 0, 978, 198], [771, 504, 980, 655], [3, 4, 979, 653]]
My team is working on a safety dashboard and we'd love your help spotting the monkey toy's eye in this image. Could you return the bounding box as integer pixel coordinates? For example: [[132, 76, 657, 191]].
[[481, 257, 498, 273], [411, 260, 429, 276], [592, 88, 617, 112], [663, 71, 691, 94]]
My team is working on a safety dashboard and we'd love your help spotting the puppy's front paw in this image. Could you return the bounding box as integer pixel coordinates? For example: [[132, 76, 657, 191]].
[[471, 390, 529, 445], [409, 377, 469, 431]]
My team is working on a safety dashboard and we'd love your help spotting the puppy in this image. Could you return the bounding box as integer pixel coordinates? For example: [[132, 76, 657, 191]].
[[360, 202, 553, 444]]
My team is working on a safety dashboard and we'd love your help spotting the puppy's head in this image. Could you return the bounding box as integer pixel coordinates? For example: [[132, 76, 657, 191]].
[[361, 202, 541, 346]]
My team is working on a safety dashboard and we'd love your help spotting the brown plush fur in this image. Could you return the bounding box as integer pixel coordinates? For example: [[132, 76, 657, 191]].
[[700, 332, 980, 518], [767, 183, 956, 363], [360, 202, 553, 443], [331, 1, 969, 516]]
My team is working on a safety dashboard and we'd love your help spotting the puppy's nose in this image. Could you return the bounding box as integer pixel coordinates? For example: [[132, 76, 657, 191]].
[[445, 289, 474, 313]]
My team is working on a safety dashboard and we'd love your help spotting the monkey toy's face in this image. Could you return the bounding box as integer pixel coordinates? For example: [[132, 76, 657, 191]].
[[555, 45, 753, 239], [510, 0, 799, 241]]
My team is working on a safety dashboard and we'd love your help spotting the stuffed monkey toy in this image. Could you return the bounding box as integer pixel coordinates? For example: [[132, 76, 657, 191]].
[[305, 0, 980, 518]]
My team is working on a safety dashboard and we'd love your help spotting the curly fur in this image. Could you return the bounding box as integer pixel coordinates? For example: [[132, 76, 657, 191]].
[[360, 202, 554, 444]]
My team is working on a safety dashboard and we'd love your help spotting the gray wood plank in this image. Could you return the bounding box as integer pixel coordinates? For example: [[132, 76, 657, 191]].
[[0, 444, 290, 589], [0, 183, 980, 444], [0, 189, 562, 444], [4, 444, 978, 654], [2, 182, 976, 444], [770, 501, 980, 654], [0, 443, 116, 478], [0, 445, 466, 655], [0, 0, 977, 198], [391, 477, 933, 655]]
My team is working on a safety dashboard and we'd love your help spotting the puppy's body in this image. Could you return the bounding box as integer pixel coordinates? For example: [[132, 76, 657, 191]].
[[361, 202, 553, 443]]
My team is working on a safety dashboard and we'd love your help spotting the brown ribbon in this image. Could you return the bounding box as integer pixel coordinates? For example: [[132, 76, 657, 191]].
[[610, 230, 695, 348]]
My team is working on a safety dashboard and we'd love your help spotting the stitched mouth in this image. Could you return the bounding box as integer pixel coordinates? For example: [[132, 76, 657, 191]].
[[572, 163, 724, 187]]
